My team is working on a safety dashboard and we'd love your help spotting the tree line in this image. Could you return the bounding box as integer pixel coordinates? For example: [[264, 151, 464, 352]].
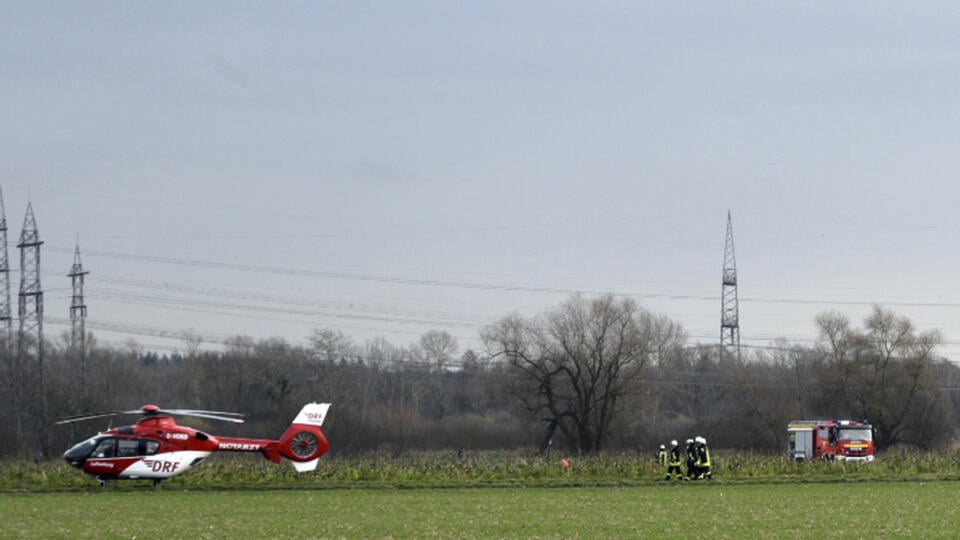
[[1, 295, 957, 458]]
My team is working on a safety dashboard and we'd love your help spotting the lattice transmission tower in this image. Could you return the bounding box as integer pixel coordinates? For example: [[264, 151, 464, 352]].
[[0, 189, 14, 442], [0, 188, 12, 353], [17, 203, 44, 357], [720, 210, 741, 363], [69, 242, 89, 389], [17, 202, 48, 454]]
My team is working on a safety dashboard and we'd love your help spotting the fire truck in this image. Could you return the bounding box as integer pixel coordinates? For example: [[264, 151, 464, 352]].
[[787, 419, 875, 462]]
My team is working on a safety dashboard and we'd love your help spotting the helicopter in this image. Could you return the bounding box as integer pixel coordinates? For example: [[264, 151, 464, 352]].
[[56, 402, 330, 485]]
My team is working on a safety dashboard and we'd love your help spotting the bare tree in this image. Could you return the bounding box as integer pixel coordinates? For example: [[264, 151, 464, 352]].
[[308, 328, 356, 363], [732, 350, 802, 449], [181, 330, 204, 357], [483, 294, 677, 453], [365, 337, 404, 368], [815, 306, 944, 448], [224, 335, 256, 357], [419, 330, 458, 371]]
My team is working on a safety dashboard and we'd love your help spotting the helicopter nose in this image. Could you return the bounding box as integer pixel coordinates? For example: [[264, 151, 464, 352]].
[[63, 447, 88, 468], [63, 452, 83, 468]]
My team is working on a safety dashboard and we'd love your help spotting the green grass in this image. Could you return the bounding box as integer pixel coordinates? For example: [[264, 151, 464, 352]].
[[5, 450, 960, 537], [3, 483, 960, 538], [5, 449, 960, 491]]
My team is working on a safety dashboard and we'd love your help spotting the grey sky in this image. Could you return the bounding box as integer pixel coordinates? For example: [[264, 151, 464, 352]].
[[2, 2, 960, 357]]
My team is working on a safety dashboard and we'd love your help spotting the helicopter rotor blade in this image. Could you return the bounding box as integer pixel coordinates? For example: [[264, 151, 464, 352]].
[[55, 407, 245, 425], [156, 409, 245, 424], [167, 409, 245, 418], [54, 410, 142, 424]]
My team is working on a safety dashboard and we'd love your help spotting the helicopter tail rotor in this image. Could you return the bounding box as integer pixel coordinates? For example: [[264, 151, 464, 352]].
[[264, 403, 331, 471]]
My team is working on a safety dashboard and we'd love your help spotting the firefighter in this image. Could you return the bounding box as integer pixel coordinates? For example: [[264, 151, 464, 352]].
[[656, 444, 668, 468], [685, 438, 697, 479], [694, 436, 713, 480], [667, 440, 684, 480]]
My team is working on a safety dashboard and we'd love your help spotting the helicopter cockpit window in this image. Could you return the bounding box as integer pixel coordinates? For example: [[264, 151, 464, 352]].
[[91, 438, 116, 458], [116, 439, 139, 458], [64, 435, 103, 463]]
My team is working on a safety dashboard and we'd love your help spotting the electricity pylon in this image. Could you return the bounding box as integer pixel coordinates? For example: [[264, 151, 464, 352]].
[[720, 210, 741, 363], [0, 188, 12, 353], [17, 202, 47, 454], [69, 241, 89, 395]]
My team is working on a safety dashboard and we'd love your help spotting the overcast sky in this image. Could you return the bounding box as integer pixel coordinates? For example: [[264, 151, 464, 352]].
[[2, 2, 960, 359]]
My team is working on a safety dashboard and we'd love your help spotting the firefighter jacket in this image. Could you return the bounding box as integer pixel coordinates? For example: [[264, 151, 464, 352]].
[[685, 443, 697, 465], [696, 444, 712, 468], [668, 446, 682, 467], [657, 448, 668, 466]]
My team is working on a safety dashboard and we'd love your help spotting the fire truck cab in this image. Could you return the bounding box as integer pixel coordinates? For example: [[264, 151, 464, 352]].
[[787, 419, 875, 462]]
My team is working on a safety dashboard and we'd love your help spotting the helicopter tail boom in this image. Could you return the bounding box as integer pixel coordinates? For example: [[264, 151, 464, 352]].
[[214, 403, 330, 471]]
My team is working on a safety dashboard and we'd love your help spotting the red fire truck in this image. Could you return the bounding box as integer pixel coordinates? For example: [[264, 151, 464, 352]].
[[787, 419, 875, 462]]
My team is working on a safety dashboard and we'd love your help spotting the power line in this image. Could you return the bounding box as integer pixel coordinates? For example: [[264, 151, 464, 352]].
[[87, 288, 491, 329], [90, 274, 494, 324], [46, 245, 960, 309]]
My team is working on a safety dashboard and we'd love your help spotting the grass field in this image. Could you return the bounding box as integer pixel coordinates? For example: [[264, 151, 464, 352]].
[[4, 451, 960, 537], [3, 482, 960, 538], [5, 448, 960, 491]]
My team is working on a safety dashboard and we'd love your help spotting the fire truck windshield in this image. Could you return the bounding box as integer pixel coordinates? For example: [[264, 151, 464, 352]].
[[838, 427, 872, 441]]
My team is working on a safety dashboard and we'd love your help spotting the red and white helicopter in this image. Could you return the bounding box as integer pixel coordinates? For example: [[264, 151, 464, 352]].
[[57, 402, 330, 485]]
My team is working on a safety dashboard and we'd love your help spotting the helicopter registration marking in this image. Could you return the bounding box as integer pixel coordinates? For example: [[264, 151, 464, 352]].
[[165, 433, 189, 440]]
